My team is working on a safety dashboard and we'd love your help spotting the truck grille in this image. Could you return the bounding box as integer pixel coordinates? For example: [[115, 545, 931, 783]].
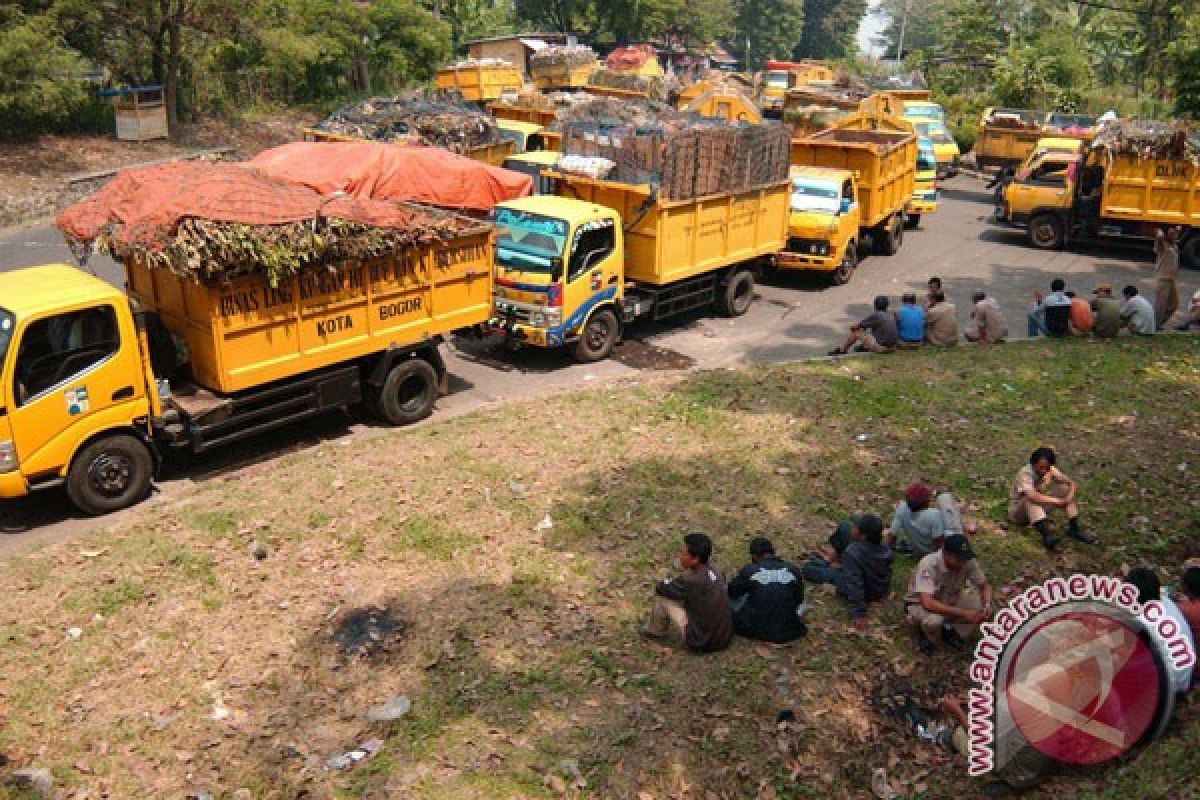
[[787, 237, 830, 257], [494, 300, 534, 324]]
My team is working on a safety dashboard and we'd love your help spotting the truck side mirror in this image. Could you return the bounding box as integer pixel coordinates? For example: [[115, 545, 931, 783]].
[[840, 198, 852, 215], [550, 256, 564, 281]]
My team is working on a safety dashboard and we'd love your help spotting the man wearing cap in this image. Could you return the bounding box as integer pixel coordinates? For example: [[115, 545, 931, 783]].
[[889, 483, 945, 556], [641, 532, 734, 652], [1174, 289, 1200, 331], [1153, 227, 1181, 329], [1091, 284, 1121, 339], [803, 514, 894, 630], [727, 537, 807, 643], [905, 535, 994, 654]]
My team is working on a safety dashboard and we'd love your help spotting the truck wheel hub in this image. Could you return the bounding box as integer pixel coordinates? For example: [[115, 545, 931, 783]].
[[90, 454, 132, 494]]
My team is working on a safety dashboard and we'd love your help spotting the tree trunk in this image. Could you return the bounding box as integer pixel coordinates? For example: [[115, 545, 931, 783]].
[[165, 7, 182, 131]]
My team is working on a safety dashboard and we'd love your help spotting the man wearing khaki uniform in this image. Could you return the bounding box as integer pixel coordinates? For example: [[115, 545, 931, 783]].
[[1153, 227, 1181, 330], [905, 535, 993, 654], [1008, 446, 1097, 550]]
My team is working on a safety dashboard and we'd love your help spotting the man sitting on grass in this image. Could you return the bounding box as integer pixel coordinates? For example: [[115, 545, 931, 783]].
[[1124, 567, 1195, 695], [829, 296, 899, 356], [889, 483, 945, 557], [641, 532, 733, 652], [1180, 565, 1200, 645], [802, 514, 894, 630], [896, 293, 926, 348], [1008, 446, 1097, 550], [905, 535, 993, 655], [727, 537, 807, 643]]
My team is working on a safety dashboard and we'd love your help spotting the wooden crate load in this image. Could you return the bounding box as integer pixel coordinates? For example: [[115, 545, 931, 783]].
[[560, 114, 791, 201]]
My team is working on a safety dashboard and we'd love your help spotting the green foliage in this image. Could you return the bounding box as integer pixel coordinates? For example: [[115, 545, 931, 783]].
[[796, 0, 866, 59], [1171, 12, 1200, 118], [734, 0, 804, 67], [0, 9, 97, 139]]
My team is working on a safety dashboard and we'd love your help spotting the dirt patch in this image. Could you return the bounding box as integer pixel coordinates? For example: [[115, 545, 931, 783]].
[[0, 110, 318, 228], [612, 338, 697, 370], [331, 604, 407, 658]]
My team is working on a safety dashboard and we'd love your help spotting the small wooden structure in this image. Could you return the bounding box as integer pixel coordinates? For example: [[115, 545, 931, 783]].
[[102, 86, 168, 142]]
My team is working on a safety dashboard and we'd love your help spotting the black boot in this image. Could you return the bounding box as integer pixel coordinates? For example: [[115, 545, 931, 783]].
[[917, 630, 934, 656], [1034, 520, 1060, 551], [1067, 517, 1098, 544], [941, 624, 966, 651]]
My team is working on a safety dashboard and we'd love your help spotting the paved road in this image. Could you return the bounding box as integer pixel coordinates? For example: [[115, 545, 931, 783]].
[[1, 177, 1195, 547]]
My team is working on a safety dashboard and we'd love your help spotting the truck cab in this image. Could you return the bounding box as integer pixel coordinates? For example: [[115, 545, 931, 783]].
[[903, 101, 959, 177], [907, 137, 939, 227], [0, 265, 157, 512], [761, 70, 791, 113], [1000, 151, 1080, 247], [776, 167, 860, 284], [491, 197, 624, 359], [496, 120, 548, 155], [502, 151, 562, 195]]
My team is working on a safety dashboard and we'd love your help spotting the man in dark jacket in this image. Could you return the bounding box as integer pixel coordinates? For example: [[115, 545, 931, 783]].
[[802, 514, 894, 629], [727, 537, 806, 643], [641, 532, 734, 652]]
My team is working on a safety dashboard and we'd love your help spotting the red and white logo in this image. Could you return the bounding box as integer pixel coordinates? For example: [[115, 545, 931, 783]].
[[1004, 610, 1162, 765]]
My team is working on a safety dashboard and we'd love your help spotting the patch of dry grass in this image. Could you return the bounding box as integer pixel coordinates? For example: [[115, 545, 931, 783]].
[[0, 337, 1197, 799]]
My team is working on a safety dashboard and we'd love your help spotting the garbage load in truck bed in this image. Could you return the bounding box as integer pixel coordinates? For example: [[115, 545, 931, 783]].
[[434, 59, 522, 102], [306, 93, 514, 164], [530, 44, 598, 89]]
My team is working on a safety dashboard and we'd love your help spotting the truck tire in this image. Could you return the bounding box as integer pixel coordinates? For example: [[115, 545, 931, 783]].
[[375, 358, 438, 426], [876, 216, 902, 255], [715, 269, 755, 317], [905, 213, 921, 230], [1027, 214, 1065, 250], [66, 434, 154, 516], [1181, 234, 1200, 270], [830, 242, 858, 286], [574, 308, 619, 362]]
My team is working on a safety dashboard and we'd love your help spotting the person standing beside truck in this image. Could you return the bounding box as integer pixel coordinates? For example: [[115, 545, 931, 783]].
[[1153, 227, 1182, 330], [641, 532, 734, 652], [1120, 285, 1157, 335]]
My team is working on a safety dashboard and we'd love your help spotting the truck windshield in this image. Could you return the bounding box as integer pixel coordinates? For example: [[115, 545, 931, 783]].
[[0, 309, 12, 369], [766, 71, 790, 89], [790, 179, 839, 213], [917, 145, 937, 172], [495, 207, 568, 272], [904, 104, 945, 122]]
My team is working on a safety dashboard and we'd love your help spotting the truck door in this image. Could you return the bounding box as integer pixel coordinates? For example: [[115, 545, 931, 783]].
[[6, 304, 143, 479], [563, 218, 619, 333]]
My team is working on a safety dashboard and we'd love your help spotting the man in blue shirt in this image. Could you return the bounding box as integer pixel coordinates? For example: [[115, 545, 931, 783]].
[[896, 292, 925, 347], [1027, 278, 1072, 337]]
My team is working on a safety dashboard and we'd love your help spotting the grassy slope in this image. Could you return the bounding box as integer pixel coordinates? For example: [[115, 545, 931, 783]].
[[0, 337, 1198, 800]]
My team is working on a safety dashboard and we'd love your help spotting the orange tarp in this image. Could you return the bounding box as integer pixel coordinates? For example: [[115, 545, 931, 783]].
[[246, 142, 532, 211], [605, 44, 656, 71]]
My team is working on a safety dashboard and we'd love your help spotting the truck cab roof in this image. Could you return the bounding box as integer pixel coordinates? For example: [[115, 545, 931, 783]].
[[497, 195, 618, 226], [0, 263, 123, 318]]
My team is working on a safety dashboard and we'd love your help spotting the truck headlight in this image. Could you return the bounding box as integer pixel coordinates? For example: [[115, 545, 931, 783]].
[[530, 311, 545, 326], [0, 441, 17, 473], [544, 308, 562, 326]]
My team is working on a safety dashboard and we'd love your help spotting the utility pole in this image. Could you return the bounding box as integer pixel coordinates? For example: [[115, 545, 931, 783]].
[[896, 0, 912, 62]]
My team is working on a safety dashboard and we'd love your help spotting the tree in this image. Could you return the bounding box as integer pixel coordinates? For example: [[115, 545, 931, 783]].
[[0, 8, 92, 138], [796, 0, 867, 60], [733, 0, 803, 67]]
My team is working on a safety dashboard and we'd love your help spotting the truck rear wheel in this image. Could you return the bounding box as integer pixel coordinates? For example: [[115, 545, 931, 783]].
[[830, 242, 858, 286], [375, 358, 438, 425], [715, 269, 755, 317], [905, 213, 921, 230], [574, 309, 619, 362], [1027, 214, 1065, 250], [1181, 234, 1200, 269], [876, 216, 903, 255], [66, 434, 154, 515]]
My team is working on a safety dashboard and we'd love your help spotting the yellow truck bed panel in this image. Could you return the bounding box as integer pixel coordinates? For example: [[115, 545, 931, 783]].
[[976, 128, 1043, 167], [1100, 154, 1200, 226], [532, 62, 597, 90], [302, 128, 514, 166], [488, 103, 559, 128], [556, 175, 790, 286], [792, 127, 916, 228], [127, 227, 494, 394], [434, 64, 522, 102]]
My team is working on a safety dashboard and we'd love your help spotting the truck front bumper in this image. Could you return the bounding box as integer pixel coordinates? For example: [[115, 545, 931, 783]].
[[775, 250, 840, 271], [909, 198, 938, 214], [0, 471, 30, 500], [485, 318, 559, 348]]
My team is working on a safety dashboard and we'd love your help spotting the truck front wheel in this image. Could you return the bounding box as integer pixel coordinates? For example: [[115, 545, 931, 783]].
[[1180, 234, 1200, 269], [375, 358, 439, 425], [1027, 214, 1065, 250], [876, 216, 903, 255], [905, 213, 921, 230], [574, 309, 619, 362], [715, 269, 755, 317], [66, 434, 154, 515], [831, 242, 858, 285]]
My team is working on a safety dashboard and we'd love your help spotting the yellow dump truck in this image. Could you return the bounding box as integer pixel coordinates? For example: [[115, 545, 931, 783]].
[[434, 61, 523, 103], [776, 166, 863, 284], [501, 150, 562, 195], [676, 81, 762, 123], [489, 174, 789, 361], [974, 108, 1045, 171], [496, 120, 550, 154], [0, 224, 494, 514], [302, 128, 515, 166], [997, 136, 1200, 266], [531, 59, 597, 90], [760, 61, 837, 115], [907, 137, 939, 228], [901, 100, 958, 177], [786, 111, 917, 277]]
